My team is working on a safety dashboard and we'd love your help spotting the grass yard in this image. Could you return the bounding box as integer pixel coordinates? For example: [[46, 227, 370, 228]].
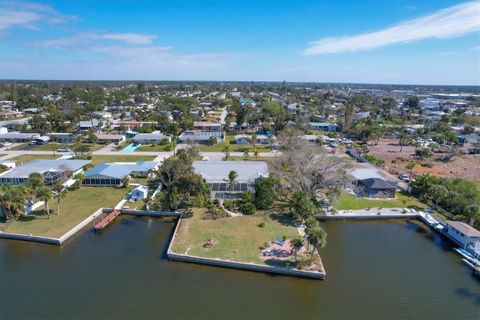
[[135, 144, 172, 152], [3, 186, 131, 237], [10, 143, 104, 152], [227, 156, 274, 162], [10, 154, 61, 164], [89, 155, 156, 166], [198, 135, 272, 153], [170, 209, 298, 264], [333, 191, 427, 211]]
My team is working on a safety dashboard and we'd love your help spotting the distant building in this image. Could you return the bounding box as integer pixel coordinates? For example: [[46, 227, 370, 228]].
[[356, 178, 396, 198], [193, 161, 268, 199], [193, 121, 222, 132], [128, 185, 149, 201], [178, 130, 224, 144], [77, 119, 101, 131], [132, 132, 171, 145], [95, 133, 125, 145], [0, 132, 40, 142], [235, 134, 252, 144], [310, 122, 338, 132]]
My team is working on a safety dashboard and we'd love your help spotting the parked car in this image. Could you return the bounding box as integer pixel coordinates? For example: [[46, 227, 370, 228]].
[[399, 173, 410, 182], [0, 142, 12, 147], [57, 147, 71, 152]]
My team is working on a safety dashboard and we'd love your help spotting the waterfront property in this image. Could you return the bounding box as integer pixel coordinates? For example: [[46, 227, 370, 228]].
[[2, 186, 130, 237], [132, 132, 171, 144], [95, 133, 125, 145], [192, 160, 268, 199], [355, 178, 396, 198], [443, 220, 480, 248], [333, 191, 426, 211], [0, 159, 90, 185], [83, 161, 158, 186]]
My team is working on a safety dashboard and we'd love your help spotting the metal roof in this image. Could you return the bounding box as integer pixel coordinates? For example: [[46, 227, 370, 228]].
[[193, 161, 269, 183], [0, 159, 91, 179], [85, 161, 157, 179], [446, 221, 480, 238]]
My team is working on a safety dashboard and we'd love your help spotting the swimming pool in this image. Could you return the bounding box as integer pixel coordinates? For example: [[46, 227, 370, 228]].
[[121, 143, 140, 152]]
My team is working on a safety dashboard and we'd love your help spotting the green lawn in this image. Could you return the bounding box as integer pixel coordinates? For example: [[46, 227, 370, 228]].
[[198, 135, 272, 153], [10, 143, 104, 152], [333, 191, 427, 210], [170, 210, 298, 264], [3, 187, 131, 237], [10, 154, 61, 164], [135, 144, 172, 152], [89, 155, 156, 166]]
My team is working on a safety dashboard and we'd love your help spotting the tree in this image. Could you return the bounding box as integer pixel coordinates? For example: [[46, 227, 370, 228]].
[[288, 191, 317, 221], [36, 186, 52, 219], [26, 172, 45, 202], [227, 170, 238, 192], [291, 238, 303, 262], [0, 185, 27, 220], [411, 174, 434, 199], [405, 161, 416, 192], [52, 182, 67, 215], [429, 185, 448, 208], [398, 133, 410, 152], [307, 226, 327, 265], [252, 147, 259, 159], [465, 205, 480, 227], [223, 144, 231, 160], [254, 177, 278, 210]]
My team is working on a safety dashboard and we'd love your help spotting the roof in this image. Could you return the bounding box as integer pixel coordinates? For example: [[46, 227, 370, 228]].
[[0, 159, 91, 179], [95, 133, 124, 140], [0, 132, 40, 139], [358, 178, 396, 190], [179, 130, 223, 141], [133, 133, 170, 140], [193, 161, 269, 183], [446, 221, 480, 238], [194, 121, 221, 127], [77, 119, 99, 127], [85, 161, 157, 179]]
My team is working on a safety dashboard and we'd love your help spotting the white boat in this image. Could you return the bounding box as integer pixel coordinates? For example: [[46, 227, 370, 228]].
[[418, 211, 440, 227]]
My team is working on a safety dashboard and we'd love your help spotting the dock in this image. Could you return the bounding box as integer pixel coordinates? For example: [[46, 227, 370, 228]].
[[462, 259, 480, 278], [94, 210, 121, 231]]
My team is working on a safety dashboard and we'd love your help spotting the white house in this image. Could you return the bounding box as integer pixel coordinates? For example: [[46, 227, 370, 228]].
[[235, 134, 252, 144], [444, 221, 480, 248], [132, 132, 171, 145], [129, 185, 149, 201]]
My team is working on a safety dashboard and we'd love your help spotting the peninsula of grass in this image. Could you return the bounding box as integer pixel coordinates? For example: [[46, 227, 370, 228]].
[[89, 154, 156, 165], [3, 186, 131, 238], [170, 209, 298, 265], [333, 191, 427, 211]]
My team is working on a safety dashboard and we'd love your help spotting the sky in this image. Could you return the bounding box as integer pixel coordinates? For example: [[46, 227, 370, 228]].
[[0, 0, 479, 85]]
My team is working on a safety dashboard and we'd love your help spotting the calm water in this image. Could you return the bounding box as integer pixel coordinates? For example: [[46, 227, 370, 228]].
[[1, 217, 479, 319]]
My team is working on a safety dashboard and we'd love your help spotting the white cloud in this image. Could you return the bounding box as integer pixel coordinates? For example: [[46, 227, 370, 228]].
[[0, 1, 76, 30], [34, 32, 158, 47], [304, 1, 480, 55]]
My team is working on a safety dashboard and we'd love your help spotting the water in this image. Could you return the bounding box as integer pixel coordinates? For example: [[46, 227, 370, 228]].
[[121, 143, 140, 152], [1, 217, 479, 319]]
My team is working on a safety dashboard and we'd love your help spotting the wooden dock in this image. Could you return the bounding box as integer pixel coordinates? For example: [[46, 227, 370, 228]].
[[94, 210, 121, 231]]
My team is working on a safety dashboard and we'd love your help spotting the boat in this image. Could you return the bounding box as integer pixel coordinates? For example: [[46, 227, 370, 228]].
[[434, 224, 444, 232], [418, 211, 440, 227], [454, 248, 479, 266]]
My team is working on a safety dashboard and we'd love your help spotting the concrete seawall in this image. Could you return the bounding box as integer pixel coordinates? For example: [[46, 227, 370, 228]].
[[166, 217, 326, 280], [317, 214, 419, 221]]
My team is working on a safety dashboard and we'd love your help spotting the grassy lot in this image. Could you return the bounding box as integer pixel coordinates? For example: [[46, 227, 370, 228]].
[[135, 144, 172, 152], [198, 135, 272, 153], [170, 209, 298, 264], [10, 154, 61, 164], [129, 177, 149, 184], [3, 186, 131, 237], [227, 156, 273, 162], [89, 155, 156, 166], [10, 143, 104, 152], [333, 191, 427, 210]]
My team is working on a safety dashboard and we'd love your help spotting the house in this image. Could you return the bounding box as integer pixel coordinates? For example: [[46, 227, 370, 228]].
[[310, 122, 338, 132], [0, 159, 90, 185], [193, 161, 269, 199], [303, 135, 318, 145], [95, 133, 125, 145], [256, 134, 273, 145], [47, 133, 75, 144], [193, 121, 222, 132], [132, 132, 171, 145], [128, 185, 149, 201], [178, 130, 224, 144], [444, 221, 480, 248], [83, 161, 158, 186], [77, 119, 101, 131], [32, 136, 50, 145], [235, 134, 252, 144], [356, 178, 396, 198], [0, 132, 40, 142]]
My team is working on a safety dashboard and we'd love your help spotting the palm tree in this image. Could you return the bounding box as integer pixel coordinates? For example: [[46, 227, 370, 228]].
[[251, 133, 257, 148], [26, 172, 44, 202], [36, 187, 52, 219], [223, 144, 231, 160], [0, 185, 27, 220], [291, 238, 303, 262], [307, 226, 327, 265], [52, 182, 67, 216], [252, 147, 259, 159], [227, 170, 238, 192]]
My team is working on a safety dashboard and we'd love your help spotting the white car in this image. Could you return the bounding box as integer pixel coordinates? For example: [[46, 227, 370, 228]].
[[0, 142, 12, 147], [399, 173, 410, 182], [57, 147, 71, 152]]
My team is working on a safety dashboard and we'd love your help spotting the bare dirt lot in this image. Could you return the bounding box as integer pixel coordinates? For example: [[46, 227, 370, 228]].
[[368, 139, 480, 181]]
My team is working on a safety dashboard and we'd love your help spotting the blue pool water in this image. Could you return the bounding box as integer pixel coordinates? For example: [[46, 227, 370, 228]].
[[121, 143, 140, 152]]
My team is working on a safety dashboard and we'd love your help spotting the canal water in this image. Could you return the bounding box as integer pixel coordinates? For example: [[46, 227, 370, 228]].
[[1, 217, 479, 319]]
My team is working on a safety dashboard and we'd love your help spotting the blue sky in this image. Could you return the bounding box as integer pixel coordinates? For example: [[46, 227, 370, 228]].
[[0, 0, 479, 85]]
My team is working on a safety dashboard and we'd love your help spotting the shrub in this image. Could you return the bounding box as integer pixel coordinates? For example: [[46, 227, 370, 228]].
[[257, 222, 265, 228]]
